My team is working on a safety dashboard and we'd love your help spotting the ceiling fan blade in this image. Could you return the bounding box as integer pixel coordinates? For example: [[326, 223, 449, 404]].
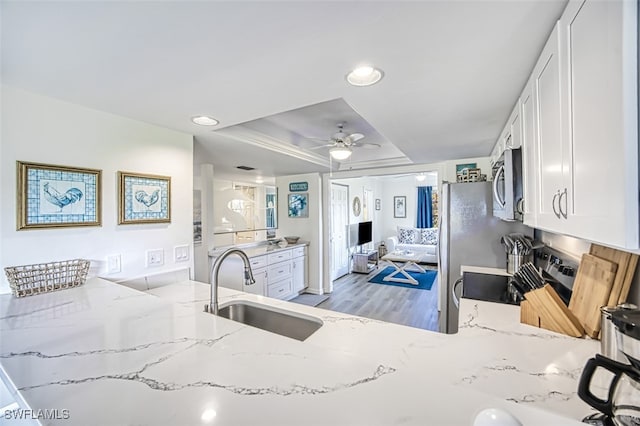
[[308, 144, 333, 150], [358, 142, 381, 149], [349, 133, 365, 142]]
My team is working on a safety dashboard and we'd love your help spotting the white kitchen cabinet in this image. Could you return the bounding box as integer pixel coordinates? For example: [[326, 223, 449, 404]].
[[531, 23, 566, 231], [556, 0, 638, 248], [503, 101, 521, 150], [292, 246, 307, 293], [520, 74, 538, 227], [211, 244, 307, 299], [522, 0, 638, 249]]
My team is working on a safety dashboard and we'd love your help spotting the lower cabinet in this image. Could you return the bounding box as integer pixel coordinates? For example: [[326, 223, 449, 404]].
[[267, 278, 293, 300], [213, 244, 307, 300], [292, 246, 307, 293]]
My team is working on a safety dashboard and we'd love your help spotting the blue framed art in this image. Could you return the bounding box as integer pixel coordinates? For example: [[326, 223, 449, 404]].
[[17, 161, 102, 230], [288, 193, 308, 218], [118, 171, 171, 224]]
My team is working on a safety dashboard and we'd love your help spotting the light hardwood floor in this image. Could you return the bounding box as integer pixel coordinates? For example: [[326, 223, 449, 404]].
[[316, 265, 439, 331]]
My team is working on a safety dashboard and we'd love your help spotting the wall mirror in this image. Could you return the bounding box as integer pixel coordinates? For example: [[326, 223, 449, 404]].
[[213, 179, 278, 234]]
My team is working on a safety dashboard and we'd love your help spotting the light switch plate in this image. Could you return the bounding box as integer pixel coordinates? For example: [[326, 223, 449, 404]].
[[146, 249, 164, 267], [107, 254, 121, 274], [174, 245, 190, 262]]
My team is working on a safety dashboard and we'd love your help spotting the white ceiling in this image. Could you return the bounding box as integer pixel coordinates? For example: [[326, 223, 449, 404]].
[[2, 0, 568, 181]]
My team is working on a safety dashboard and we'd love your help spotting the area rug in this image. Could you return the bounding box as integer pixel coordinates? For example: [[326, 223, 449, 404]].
[[289, 293, 330, 307], [368, 266, 437, 290]]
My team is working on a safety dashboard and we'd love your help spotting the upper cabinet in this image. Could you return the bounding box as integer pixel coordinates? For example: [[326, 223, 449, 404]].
[[520, 0, 638, 249], [531, 23, 565, 231], [558, 0, 638, 248]]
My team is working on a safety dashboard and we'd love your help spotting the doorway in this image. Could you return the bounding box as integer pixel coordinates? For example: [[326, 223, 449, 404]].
[[330, 183, 350, 280]]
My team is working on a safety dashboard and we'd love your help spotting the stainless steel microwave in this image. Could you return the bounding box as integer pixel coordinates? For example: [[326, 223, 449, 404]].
[[492, 148, 523, 221]]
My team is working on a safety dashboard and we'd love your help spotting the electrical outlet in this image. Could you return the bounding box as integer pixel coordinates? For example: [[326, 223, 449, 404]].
[[146, 249, 164, 267], [107, 254, 121, 274], [174, 245, 190, 262]]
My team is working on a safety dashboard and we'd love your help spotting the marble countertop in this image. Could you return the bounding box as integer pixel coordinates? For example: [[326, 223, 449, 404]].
[[0, 278, 600, 425], [208, 241, 308, 258]]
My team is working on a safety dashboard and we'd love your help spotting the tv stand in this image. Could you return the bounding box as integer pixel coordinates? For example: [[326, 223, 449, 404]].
[[352, 250, 379, 274]]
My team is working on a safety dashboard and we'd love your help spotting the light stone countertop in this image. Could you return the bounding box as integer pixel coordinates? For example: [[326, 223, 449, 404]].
[[0, 278, 600, 425], [208, 241, 308, 259]]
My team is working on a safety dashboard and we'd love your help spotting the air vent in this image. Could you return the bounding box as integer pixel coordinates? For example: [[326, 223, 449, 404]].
[[236, 166, 255, 171]]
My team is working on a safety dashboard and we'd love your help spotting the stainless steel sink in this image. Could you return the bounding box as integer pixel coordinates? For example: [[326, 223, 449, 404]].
[[217, 301, 323, 341]]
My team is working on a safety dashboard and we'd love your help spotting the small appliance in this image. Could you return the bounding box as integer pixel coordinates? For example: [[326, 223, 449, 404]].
[[578, 308, 640, 426]]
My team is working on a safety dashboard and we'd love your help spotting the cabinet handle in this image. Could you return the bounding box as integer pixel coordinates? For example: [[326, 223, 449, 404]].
[[558, 188, 568, 219], [552, 191, 561, 218]]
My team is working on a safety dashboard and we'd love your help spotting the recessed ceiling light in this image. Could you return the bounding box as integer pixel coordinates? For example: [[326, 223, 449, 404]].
[[346, 65, 384, 87], [191, 115, 219, 126]]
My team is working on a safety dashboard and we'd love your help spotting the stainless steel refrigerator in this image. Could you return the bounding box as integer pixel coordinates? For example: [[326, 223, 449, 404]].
[[437, 181, 532, 334]]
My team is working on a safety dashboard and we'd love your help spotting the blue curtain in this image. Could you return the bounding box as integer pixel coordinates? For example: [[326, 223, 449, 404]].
[[417, 186, 433, 228]]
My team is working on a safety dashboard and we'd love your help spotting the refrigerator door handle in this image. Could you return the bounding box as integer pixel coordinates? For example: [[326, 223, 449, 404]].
[[492, 165, 506, 208], [452, 277, 463, 309]]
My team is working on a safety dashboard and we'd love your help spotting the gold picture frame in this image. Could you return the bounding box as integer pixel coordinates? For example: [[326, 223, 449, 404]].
[[17, 161, 102, 230], [118, 171, 171, 225]]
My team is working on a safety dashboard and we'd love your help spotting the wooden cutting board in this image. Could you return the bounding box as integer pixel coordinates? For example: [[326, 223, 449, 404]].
[[589, 244, 638, 306], [568, 253, 618, 338]]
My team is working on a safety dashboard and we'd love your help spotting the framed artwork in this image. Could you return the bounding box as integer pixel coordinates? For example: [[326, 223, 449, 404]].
[[288, 193, 308, 218], [456, 162, 477, 173], [375, 198, 381, 211], [17, 161, 102, 230], [393, 196, 406, 218], [118, 171, 171, 224]]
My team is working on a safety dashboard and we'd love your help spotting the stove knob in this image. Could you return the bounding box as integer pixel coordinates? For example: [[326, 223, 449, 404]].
[[562, 267, 575, 277]]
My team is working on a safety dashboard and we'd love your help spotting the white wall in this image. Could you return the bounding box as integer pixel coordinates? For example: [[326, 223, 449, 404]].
[[1, 86, 194, 293], [276, 173, 323, 294]]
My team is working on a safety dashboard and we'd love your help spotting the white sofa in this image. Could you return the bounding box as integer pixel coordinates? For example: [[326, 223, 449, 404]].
[[386, 226, 438, 264]]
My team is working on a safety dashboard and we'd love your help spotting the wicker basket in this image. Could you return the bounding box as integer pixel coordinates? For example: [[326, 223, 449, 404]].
[[4, 259, 90, 298]]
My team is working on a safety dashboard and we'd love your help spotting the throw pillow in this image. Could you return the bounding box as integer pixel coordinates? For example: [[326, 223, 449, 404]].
[[398, 227, 418, 244], [420, 228, 439, 245]]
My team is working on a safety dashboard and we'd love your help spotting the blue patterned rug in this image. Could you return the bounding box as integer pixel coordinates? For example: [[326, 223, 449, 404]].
[[368, 266, 437, 290]]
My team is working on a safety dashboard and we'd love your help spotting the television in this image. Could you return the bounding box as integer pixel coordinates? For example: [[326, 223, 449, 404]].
[[357, 221, 373, 246]]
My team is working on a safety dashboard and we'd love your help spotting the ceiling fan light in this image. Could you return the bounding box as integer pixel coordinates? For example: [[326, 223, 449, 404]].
[[329, 145, 353, 161], [346, 66, 384, 87]]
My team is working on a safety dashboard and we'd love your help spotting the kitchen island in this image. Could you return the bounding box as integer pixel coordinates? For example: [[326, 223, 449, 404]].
[[0, 278, 599, 425]]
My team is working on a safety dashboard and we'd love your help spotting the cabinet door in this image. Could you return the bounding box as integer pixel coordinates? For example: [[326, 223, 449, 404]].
[[244, 268, 266, 296], [509, 103, 521, 150], [520, 75, 538, 227], [533, 23, 565, 231], [267, 278, 293, 300], [560, 0, 638, 248], [292, 255, 307, 293]]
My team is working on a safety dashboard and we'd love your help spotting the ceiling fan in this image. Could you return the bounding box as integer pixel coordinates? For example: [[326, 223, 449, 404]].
[[307, 122, 380, 161]]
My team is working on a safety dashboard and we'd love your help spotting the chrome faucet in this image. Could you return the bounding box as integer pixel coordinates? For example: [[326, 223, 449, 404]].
[[206, 248, 255, 315]]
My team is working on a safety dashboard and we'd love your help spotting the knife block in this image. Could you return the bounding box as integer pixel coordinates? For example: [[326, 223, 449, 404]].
[[520, 284, 585, 338]]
